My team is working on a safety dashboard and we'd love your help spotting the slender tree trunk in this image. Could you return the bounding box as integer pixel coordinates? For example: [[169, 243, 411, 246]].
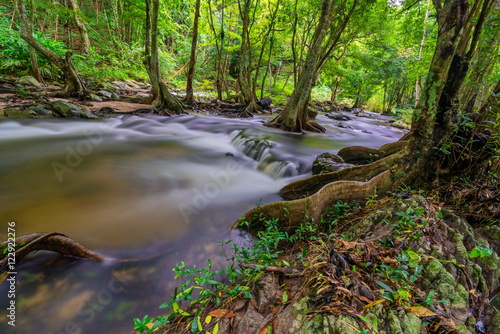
[[16, 0, 86, 97], [237, 0, 259, 112], [68, 0, 90, 53], [185, 0, 201, 105], [28, 0, 42, 83], [253, 0, 280, 97], [266, 0, 336, 132], [414, 0, 431, 107], [207, 0, 223, 100], [144, 0, 183, 114]]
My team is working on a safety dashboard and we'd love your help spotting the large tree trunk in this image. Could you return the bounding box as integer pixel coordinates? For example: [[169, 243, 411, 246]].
[[185, 0, 201, 105], [16, 0, 87, 97], [401, 0, 497, 187], [144, 0, 183, 114]]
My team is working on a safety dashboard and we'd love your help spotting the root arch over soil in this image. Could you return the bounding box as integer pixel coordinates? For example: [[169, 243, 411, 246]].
[[232, 144, 410, 231]]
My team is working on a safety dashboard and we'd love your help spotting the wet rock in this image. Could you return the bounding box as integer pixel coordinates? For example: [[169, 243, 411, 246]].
[[79, 110, 99, 119], [326, 113, 352, 121], [308, 108, 318, 119], [98, 90, 113, 99], [17, 75, 42, 88], [98, 107, 114, 114], [50, 100, 81, 117], [312, 153, 354, 175], [89, 94, 103, 102], [28, 106, 52, 116], [46, 85, 62, 92], [49, 100, 98, 119], [4, 108, 37, 118]]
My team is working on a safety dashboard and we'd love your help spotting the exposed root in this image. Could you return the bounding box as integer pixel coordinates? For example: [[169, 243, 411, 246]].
[[152, 82, 184, 114], [231, 169, 394, 231], [337, 141, 408, 164], [244, 100, 263, 114], [265, 117, 326, 133], [0, 231, 170, 274], [0, 232, 108, 274], [281, 148, 408, 200]]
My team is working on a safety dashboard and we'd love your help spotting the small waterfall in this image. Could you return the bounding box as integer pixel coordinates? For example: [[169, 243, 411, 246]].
[[231, 130, 299, 178]]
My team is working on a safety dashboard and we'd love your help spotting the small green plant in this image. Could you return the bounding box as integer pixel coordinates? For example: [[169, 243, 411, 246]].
[[358, 315, 380, 334], [393, 207, 426, 240], [469, 246, 493, 258], [375, 249, 423, 305]]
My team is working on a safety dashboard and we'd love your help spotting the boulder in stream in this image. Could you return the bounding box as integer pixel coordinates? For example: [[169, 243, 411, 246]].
[[49, 100, 99, 119], [4, 108, 37, 118], [312, 152, 354, 175]]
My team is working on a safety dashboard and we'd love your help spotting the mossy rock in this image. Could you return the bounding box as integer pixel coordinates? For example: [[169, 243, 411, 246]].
[[49, 100, 99, 119], [4, 108, 37, 118], [312, 153, 354, 175]]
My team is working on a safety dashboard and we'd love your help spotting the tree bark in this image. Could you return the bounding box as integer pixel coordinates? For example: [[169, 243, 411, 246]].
[[16, 0, 87, 97], [144, 0, 183, 114], [401, 0, 497, 187], [68, 0, 91, 53], [185, 0, 201, 105]]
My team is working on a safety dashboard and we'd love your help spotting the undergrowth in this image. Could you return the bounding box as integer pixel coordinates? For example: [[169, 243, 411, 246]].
[[133, 192, 494, 334]]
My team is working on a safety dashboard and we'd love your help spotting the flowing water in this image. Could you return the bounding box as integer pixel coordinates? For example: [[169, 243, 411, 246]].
[[0, 111, 405, 334]]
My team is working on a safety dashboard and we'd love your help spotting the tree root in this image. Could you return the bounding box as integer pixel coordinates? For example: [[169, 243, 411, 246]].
[[281, 148, 408, 200], [0, 232, 168, 275], [265, 118, 326, 133], [0, 232, 107, 274], [152, 82, 184, 114], [337, 141, 408, 164], [231, 169, 394, 231]]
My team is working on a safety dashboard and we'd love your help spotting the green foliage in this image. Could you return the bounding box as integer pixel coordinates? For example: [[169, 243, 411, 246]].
[[0, 17, 68, 78], [375, 249, 423, 305], [72, 44, 147, 80], [393, 207, 426, 241]]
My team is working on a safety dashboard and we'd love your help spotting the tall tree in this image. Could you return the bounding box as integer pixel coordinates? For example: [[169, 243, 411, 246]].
[[406, 0, 498, 185], [15, 0, 87, 97], [144, 0, 183, 114], [67, 0, 91, 53], [237, 0, 260, 112], [267, 0, 359, 132], [185, 0, 201, 105]]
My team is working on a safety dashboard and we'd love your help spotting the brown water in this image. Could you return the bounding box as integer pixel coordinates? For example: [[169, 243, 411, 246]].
[[0, 112, 406, 334]]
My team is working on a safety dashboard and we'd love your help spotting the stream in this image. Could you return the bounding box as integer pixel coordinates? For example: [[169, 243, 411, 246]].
[[0, 111, 406, 334]]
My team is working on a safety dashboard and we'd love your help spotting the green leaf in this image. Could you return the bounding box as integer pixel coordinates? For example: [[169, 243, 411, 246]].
[[282, 290, 288, 304], [213, 322, 219, 334], [375, 280, 394, 293], [469, 246, 492, 258], [191, 316, 200, 333]]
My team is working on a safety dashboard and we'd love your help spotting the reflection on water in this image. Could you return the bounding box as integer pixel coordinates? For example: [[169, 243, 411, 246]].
[[0, 112, 405, 333]]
